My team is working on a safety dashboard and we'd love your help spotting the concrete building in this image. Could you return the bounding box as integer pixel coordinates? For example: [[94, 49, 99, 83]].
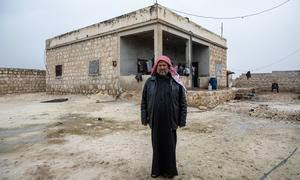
[[45, 4, 227, 95]]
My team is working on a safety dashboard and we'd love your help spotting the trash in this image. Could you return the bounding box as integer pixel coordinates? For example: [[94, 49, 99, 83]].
[[41, 98, 68, 103], [208, 83, 212, 91], [198, 106, 208, 111], [97, 117, 103, 121]]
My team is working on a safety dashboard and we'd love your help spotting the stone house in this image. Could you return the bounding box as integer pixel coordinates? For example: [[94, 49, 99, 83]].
[[45, 4, 227, 95]]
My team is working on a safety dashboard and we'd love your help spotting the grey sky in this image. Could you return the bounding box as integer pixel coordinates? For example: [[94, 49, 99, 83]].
[[0, 0, 299, 77]]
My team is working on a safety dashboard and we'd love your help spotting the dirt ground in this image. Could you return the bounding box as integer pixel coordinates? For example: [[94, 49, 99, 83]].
[[0, 92, 299, 180]]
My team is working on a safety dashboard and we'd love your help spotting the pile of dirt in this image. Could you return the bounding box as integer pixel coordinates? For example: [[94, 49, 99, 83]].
[[248, 104, 300, 121]]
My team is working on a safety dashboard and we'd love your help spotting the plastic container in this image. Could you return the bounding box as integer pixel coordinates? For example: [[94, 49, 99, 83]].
[[208, 83, 212, 91], [209, 77, 218, 90]]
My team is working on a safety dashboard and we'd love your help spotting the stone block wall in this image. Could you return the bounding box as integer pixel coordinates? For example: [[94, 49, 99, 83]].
[[0, 68, 46, 95], [187, 89, 236, 108], [209, 45, 227, 88], [234, 71, 300, 92], [46, 34, 119, 95]]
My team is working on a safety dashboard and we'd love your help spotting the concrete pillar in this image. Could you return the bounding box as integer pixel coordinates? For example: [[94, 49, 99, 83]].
[[154, 24, 163, 60], [185, 34, 192, 88]]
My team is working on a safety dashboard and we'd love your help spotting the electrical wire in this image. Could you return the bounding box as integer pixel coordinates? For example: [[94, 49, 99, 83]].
[[168, 0, 291, 20], [230, 48, 300, 72], [252, 48, 300, 71]]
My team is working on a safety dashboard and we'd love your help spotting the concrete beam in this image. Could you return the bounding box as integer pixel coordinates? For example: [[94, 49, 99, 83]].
[[118, 25, 155, 37]]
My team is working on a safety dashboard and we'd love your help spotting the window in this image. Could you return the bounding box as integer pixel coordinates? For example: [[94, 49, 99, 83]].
[[55, 65, 62, 77], [89, 60, 99, 75], [215, 63, 222, 76]]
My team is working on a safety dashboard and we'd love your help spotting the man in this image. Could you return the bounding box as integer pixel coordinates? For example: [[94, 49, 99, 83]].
[[246, 70, 251, 80], [272, 82, 279, 93], [141, 55, 187, 178]]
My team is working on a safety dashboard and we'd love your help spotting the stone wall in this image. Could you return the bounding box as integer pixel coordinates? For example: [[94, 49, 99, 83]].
[[234, 71, 300, 92], [0, 68, 46, 95], [187, 89, 236, 108], [46, 34, 119, 95], [208, 44, 227, 88]]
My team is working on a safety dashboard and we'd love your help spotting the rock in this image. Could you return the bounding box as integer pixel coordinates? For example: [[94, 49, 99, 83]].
[[53, 122, 63, 126], [198, 106, 208, 110]]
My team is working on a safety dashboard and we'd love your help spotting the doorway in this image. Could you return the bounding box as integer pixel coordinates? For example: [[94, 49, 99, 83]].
[[192, 62, 199, 87]]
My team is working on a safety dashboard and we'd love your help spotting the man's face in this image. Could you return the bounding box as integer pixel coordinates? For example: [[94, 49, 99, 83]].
[[157, 61, 169, 76]]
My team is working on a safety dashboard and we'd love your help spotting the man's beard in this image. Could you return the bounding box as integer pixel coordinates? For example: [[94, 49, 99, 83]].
[[157, 70, 169, 76]]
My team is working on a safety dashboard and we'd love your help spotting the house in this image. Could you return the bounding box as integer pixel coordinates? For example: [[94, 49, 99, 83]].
[[45, 3, 227, 94]]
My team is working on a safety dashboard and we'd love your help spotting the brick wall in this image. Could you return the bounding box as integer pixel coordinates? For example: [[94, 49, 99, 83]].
[[0, 68, 46, 95], [234, 71, 300, 92], [46, 34, 119, 95]]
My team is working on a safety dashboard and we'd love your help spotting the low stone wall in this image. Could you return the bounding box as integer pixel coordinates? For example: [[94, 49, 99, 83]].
[[187, 89, 237, 108], [0, 68, 46, 95], [234, 71, 300, 92]]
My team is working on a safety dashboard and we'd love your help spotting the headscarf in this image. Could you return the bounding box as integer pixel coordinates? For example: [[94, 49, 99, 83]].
[[151, 55, 186, 91]]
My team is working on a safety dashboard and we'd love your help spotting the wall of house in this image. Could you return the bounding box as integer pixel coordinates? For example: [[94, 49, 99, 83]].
[[46, 34, 119, 95], [0, 68, 46, 95], [234, 71, 300, 92], [163, 45, 186, 65], [209, 44, 227, 88]]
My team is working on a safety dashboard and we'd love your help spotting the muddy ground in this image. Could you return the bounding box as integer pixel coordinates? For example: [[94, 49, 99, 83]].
[[0, 92, 299, 180]]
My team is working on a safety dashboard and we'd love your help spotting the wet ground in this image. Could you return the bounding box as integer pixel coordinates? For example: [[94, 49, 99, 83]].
[[0, 92, 299, 179]]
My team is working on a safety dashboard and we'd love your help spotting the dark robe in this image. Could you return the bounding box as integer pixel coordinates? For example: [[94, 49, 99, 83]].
[[151, 74, 178, 176]]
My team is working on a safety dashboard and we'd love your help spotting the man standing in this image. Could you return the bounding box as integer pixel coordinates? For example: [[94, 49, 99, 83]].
[[141, 55, 187, 178], [246, 70, 251, 80]]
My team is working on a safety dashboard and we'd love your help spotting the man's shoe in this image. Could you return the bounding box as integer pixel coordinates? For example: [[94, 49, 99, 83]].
[[151, 174, 159, 178], [166, 175, 175, 179]]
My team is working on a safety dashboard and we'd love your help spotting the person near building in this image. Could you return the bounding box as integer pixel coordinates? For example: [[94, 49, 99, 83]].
[[246, 70, 251, 80], [272, 82, 279, 93], [141, 55, 187, 178]]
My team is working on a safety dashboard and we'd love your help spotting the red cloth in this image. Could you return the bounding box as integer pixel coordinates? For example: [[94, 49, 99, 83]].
[[151, 55, 186, 91]]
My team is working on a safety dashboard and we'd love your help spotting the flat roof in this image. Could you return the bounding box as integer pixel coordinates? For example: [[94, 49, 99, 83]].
[[46, 4, 226, 49]]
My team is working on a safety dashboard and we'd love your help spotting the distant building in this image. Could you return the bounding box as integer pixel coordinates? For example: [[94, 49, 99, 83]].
[[45, 4, 227, 94]]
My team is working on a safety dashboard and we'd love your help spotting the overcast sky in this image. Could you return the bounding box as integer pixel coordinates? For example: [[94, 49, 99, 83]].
[[0, 0, 299, 77]]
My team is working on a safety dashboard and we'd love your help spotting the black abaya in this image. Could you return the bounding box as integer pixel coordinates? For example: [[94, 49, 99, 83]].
[[151, 74, 178, 177]]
